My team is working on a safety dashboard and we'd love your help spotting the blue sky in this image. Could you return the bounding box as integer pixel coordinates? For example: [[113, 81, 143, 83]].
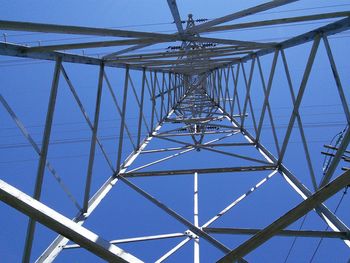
[[0, 1, 350, 262]]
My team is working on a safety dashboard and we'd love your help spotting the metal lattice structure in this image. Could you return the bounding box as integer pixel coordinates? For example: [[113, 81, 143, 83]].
[[0, 1, 350, 262]]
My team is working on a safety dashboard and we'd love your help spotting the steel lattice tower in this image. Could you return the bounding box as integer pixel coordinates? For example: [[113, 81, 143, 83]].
[[0, 1, 350, 262]]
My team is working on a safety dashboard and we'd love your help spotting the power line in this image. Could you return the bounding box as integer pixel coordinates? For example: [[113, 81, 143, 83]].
[[0, 103, 344, 131], [283, 215, 308, 263], [309, 186, 349, 262], [0, 121, 346, 150]]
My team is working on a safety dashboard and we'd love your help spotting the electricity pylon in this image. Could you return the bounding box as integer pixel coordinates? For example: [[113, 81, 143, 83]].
[[0, 1, 349, 262]]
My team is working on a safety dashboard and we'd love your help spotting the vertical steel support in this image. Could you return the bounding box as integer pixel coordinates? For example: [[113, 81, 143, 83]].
[[217, 69, 223, 107], [168, 73, 172, 112], [173, 74, 177, 106], [154, 72, 161, 123], [22, 57, 62, 263], [241, 58, 256, 130], [212, 70, 218, 102], [194, 172, 200, 263], [137, 68, 146, 147], [116, 67, 130, 172], [160, 72, 165, 120], [230, 64, 241, 119], [83, 63, 104, 212], [150, 71, 156, 131], [223, 67, 230, 113]]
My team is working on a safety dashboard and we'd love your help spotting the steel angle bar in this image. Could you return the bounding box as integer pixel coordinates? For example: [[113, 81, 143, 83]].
[[204, 228, 350, 240], [205, 11, 350, 33], [23, 57, 62, 263], [137, 69, 148, 146], [199, 143, 270, 165], [202, 170, 278, 228], [104, 43, 154, 59], [83, 63, 104, 212], [204, 142, 255, 147], [194, 172, 200, 263], [240, 59, 257, 132], [28, 34, 271, 52], [0, 42, 157, 72], [189, 0, 298, 33], [155, 237, 191, 263], [125, 146, 195, 174], [0, 19, 178, 39], [154, 125, 196, 136], [0, 179, 142, 263], [218, 170, 350, 262], [108, 46, 255, 61], [114, 51, 250, 64], [154, 130, 236, 148], [140, 146, 191, 154], [155, 129, 240, 137], [230, 64, 242, 118], [64, 232, 186, 248], [116, 67, 130, 172], [160, 73, 165, 120], [121, 165, 277, 178], [223, 67, 230, 112], [150, 72, 157, 130], [167, 0, 184, 34], [27, 38, 173, 52], [240, 17, 350, 64]]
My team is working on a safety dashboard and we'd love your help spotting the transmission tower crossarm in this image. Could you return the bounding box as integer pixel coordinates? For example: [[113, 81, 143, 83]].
[[204, 11, 350, 33], [0, 19, 177, 39], [0, 42, 169, 72], [240, 16, 350, 63], [188, 0, 299, 33]]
